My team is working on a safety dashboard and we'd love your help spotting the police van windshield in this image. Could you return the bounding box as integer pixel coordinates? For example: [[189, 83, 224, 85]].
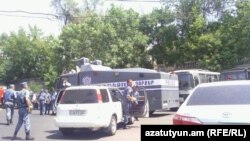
[[178, 73, 194, 90]]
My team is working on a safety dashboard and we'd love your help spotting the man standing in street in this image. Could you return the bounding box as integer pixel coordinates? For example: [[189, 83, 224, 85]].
[[38, 89, 46, 115], [3, 84, 16, 125], [44, 89, 51, 115], [51, 89, 58, 115], [122, 79, 134, 129], [11, 82, 34, 140], [131, 82, 139, 121]]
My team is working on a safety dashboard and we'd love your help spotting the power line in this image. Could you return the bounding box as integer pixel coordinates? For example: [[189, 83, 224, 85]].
[[0, 13, 56, 21], [0, 10, 59, 17], [0, 4, 238, 21], [0, 9, 186, 20]]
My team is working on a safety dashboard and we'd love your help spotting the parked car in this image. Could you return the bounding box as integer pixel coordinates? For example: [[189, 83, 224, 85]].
[[55, 85, 147, 136], [0, 86, 6, 107], [173, 80, 250, 125]]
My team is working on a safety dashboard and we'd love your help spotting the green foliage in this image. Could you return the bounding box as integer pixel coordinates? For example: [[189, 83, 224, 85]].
[[58, 6, 148, 70], [28, 81, 43, 93], [1, 27, 58, 87], [51, 0, 102, 24], [139, 7, 177, 66], [215, 1, 250, 69]]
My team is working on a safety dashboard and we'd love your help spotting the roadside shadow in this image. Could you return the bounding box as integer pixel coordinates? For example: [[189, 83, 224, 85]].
[[127, 125, 140, 129], [46, 129, 108, 140], [0, 122, 7, 126], [2, 136, 23, 140], [117, 123, 140, 130]]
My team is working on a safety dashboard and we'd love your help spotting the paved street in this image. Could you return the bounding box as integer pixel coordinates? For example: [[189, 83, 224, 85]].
[[0, 108, 174, 141]]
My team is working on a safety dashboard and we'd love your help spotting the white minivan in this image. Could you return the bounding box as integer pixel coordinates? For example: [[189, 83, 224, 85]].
[[55, 85, 147, 136]]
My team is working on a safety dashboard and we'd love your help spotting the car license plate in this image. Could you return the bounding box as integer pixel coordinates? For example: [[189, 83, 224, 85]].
[[69, 110, 86, 116]]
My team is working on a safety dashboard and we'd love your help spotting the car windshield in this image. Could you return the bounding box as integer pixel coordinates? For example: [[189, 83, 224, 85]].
[[187, 85, 250, 105], [60, 89, 97, 104]]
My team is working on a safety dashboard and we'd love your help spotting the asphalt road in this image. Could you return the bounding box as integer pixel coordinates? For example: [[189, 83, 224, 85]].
[[0, 108, 174, 141]]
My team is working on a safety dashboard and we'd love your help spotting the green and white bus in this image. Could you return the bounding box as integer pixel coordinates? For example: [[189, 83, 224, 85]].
[[174, 69, 220, 103]]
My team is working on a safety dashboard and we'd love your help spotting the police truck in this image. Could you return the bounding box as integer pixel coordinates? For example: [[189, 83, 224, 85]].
[[54, 57, 179, 115]]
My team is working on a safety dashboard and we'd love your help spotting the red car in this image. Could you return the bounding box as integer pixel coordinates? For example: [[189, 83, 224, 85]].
[[0, 87, 4, 105]]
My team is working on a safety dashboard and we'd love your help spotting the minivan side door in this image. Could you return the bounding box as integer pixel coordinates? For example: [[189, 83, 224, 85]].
[[129, 87, 148, 118], [54, 89, 65, 114], [109, 87, 148, 118]]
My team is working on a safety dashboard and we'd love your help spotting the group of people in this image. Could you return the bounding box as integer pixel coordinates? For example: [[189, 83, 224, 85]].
[[2, 82, 34, 140], [2, 82, 58, 140], [37, 89, 57, 115]]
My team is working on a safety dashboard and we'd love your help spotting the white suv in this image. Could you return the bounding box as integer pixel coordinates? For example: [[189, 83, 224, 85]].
[[55, 85, 123, 136]]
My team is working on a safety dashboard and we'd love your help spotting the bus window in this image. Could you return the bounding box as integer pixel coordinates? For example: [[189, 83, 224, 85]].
[[178, 73, 194, 90], [198, 73, 206, 83], [208, 76, 212, 82], [214, 75, 219, 81], [207, 74, 219, 82]]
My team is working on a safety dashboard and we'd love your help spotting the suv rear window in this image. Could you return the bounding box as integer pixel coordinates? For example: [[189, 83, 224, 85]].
[[61, 89, 98, 104], [187, 85, 250, 105]]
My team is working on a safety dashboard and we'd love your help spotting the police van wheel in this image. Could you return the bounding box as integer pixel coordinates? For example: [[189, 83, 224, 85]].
[[60, 128, 74, 136], [105, 115, 117, 136]]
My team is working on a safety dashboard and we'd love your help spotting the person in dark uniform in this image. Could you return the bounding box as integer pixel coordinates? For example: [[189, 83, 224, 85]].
[[44, 89, 51, 115], [11, 82, 34, 140], [38, 89, 46, 115], [131, 83, 139, 121], [3, 84, 16, 125], [50, 89, 58, 115], [122, 79, 134, 129]]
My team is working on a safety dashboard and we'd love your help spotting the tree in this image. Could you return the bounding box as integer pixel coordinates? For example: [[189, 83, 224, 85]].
[[162, 0, 236, 21], [51, 0, 102, 24], [51, 0, 81, 25], [139, 7, 179, 67], [57, 6, 148, 72], [0, 33, 8, 82], [1, 27, 58, 88], [83, 0, 102, 12], [218, 1, 250, 69], [101, 6, 149, 68]]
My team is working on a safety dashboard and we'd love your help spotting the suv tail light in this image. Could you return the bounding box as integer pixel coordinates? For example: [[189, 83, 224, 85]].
[[96, 89, 103, 103], [173, 114, 202, 125]]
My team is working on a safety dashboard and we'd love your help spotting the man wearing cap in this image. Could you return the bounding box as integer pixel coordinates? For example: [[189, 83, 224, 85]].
[[11, 82, 34, 140], [122, 79, 134, 129], [3, 84, 16, 125]]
